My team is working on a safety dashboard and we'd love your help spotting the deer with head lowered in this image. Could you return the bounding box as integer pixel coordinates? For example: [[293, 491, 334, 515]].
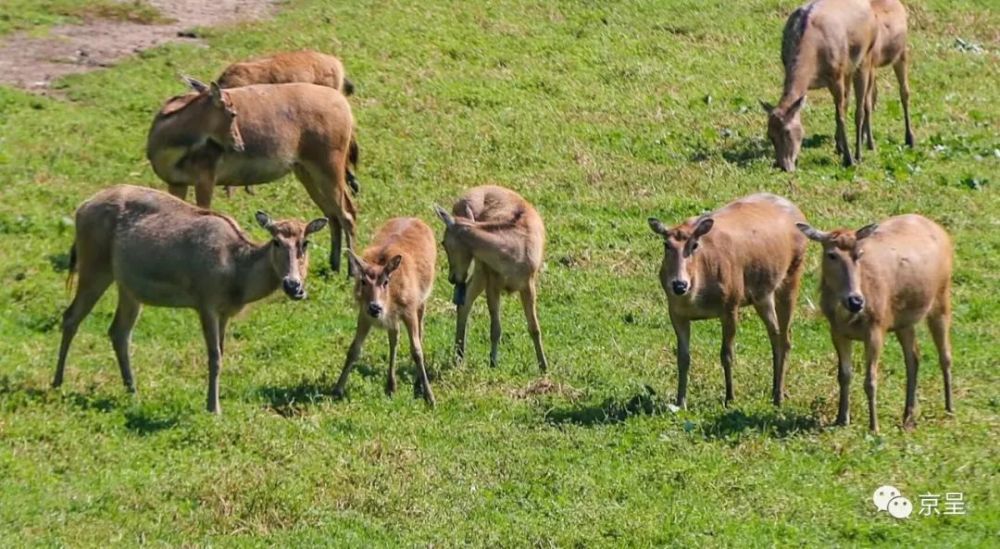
[[215, 51, 362, 196], [146, 78, 357, 274], [761, 0, 878, 171], [333, 218, 437, 406], [54, 184, 327, 414], [648, 194, 807, 408], [433, 185, 548, 372], [797, 215, 953, 432]]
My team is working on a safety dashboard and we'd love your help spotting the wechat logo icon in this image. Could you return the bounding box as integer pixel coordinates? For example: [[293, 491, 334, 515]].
[[873, 485, 913, 519]]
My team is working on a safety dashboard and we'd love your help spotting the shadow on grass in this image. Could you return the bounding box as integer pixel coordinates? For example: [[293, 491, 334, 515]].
[[803, 134, 832, 149], [700, 409, 820, 440], [0, 376, 122, 413], [721, 137, 770, 167], [544, 385, 665, 426], [124, 408, 180, 435], [257, 373, 345, 417]]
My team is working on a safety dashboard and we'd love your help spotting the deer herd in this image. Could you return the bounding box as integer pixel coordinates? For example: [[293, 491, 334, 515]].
[[53, 0, 953, 433]]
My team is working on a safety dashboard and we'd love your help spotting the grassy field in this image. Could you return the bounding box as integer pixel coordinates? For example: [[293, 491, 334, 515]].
[[0, 0, 997, 545]]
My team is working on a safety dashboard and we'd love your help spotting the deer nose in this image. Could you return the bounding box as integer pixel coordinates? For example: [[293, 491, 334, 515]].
[[283, 278, 305, 300], [671, 280, 689, 296], [845, 294, 865, 313], [367, 303, 383, 318]]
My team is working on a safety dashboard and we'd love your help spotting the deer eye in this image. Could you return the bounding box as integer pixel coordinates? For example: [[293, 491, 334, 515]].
[[272, 239, 280, 247], [691, 242, 699, 251], [826, 251, 837, 260]]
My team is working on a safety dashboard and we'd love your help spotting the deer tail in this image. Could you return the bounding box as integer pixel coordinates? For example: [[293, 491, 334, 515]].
[[342, 76, 355, 96]]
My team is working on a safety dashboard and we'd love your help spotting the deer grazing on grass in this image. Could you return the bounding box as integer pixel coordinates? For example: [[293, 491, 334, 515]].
[[761, 0, 877, 171], [648, 194, 807, 408], [216, 51, 362, 196], [862, 0, 914, 150], [333, 218, 437, 406], [797, 215, 953, 432], [433, 185, 548, 372], [146, 78, 357, 273], [54, 185, 327, 414]]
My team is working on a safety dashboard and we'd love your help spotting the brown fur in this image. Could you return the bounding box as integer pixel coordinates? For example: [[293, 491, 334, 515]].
[[762, 0, 878, 171], [863, 0, 914, 149], [215, 51, 361, 197], [334, 218, 437, 406], [217, 50, 352, 93], [798, 214, 953, 432], [648, 194, 807, 408], [54, 185, 327, 414], [146, 80, 357, 273], [434, 185, 548, 371]]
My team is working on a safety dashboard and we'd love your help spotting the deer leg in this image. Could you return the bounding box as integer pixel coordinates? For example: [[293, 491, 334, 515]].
[[224, 186, 234, 199], [54, 270, 113, 388], [333, 315, 372, 398], [928, 310, 953, 414], [833, 332, 853, 426], [852, 64, 870, 164], [894, 54, 914, 147], [864, 71, 876, 150], [295, 165, 354, 274], [167, 184, 189, 202], [108, 288, 142, 393], [753, 295, 785, 406], [775, 277, 800, 403], [720, 308, 738, 406], [897, 325, 920, 430], [405, 310, 435, 407], [455, 270, 486, 365], [386, 326, 399, 396], [830, 77, 853, 166], [670, 314, 691, 409], [198, 309, 223, 414], [486, 277, 502, 368], [863, 331, 884, 433], [519, 280, 548, 373]]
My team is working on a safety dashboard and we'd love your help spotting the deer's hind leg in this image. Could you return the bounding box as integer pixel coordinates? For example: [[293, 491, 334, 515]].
[[830, 75, 854, 166], [928, 296, 953, 415], [519, 278, 548, 373], [109, 288, 142, 393], [753, 293, 785, 407], [894, 52, 915, 147], [55, 254, 113, 389], [295, 160, 356, 274]]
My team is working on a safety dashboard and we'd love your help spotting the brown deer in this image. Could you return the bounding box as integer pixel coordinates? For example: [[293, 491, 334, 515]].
[[216, 51, 362, 196], [433, 185, 548, 372], [648, 194, 807, 408], [797, 215, 953, 432], [333, 218, 437, 406], [146, 78, 357, 273], [54, 184, 327, 414], [862, 0, 914, 149], [761, 0, 877, 171]]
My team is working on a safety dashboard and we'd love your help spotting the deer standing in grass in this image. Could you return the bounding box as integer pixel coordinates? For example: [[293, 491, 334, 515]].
[[146, 78, 357, 273], [55, 185, 327, 414], [862, 0, 915, 150], [761, 0, 877, 171], [434, 185, 548, 372], [797, 215, 953, 432], [333, 218, 437, 406], [216, 51, 362, 196], [648, 194, 807, 408]]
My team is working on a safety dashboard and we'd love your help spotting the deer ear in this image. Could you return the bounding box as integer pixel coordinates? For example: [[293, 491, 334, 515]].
[[255, 211, 275, 233], [433, 204, 455, 228], [692, 217, 714, 239], [462, 203, 475, 222], [796, 222, 828, 242], [305, 218, 328, 236], [785, 96, 806, 120], [346, 249, 367, 278], [183, 75, 209, 93], [647, 217, 669, 237], [855, 223, 879, 240], [210, 81, 226, 108], [760, 100, 775, 113]]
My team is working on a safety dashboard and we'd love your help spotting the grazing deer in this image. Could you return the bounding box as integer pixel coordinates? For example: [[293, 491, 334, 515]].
[[146, 78, 357, 273], [333, 218, 437, 406], [797, 215, 953, 432], [433, 185, 548, 372], [54, 184, 327, 414], [862, 0, 914, 149], [648, 194, 807, 408], [761, 0, 877, 170], [216, 51, 362, 196]]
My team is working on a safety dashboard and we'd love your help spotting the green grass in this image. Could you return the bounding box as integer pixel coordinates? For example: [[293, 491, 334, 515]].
[[1, 0, 998, 545], [0, 0, 169, 36]]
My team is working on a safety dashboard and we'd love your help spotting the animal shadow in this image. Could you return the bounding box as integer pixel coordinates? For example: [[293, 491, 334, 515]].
[[802, 134, 832, 149], [700, 409, 820, 441], [257, 373, 346, 417], [721, 137, 771, 167], [124, 407, 180, 435], [544, 385, 666, 426]]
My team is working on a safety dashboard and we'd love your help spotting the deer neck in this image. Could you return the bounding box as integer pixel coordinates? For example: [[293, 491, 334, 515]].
[[234, 243, 282, 305], [456, 225, 517, 271], [780, 41, 818, 110]]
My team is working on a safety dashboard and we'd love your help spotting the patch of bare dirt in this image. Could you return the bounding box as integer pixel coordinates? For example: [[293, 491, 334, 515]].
[[0, 0, 279, 92]]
